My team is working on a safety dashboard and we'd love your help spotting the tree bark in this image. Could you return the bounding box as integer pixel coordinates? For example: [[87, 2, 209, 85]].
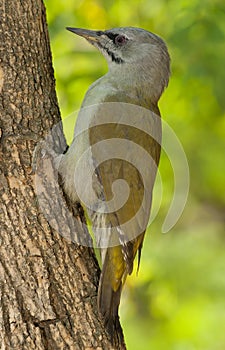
[[0, 1, 125, 349]]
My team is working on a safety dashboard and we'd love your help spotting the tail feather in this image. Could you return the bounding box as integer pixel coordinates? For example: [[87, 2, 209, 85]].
[[97, 248, 125, 342], [98, 279, 122, 337], [97, 235, 145, 343]]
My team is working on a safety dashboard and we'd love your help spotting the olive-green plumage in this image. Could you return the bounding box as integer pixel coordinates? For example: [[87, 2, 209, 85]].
[[60, 26, 170, 338]]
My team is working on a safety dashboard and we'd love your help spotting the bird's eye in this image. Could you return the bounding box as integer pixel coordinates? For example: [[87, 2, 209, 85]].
[[114, 34, 128, 45]]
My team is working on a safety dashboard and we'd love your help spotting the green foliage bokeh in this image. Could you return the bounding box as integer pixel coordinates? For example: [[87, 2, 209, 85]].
[[45, 1, 225, 349]]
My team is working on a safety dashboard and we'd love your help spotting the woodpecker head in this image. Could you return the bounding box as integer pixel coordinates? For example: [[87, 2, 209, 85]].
[[67, 27, 170, 101]]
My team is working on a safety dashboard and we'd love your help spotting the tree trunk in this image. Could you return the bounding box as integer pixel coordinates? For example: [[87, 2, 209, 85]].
[[0, 1, 125, 349]]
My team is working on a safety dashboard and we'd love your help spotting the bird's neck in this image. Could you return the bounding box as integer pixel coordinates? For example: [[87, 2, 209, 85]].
[[81, 64, 163, 114], [107, 62, 164, 107]]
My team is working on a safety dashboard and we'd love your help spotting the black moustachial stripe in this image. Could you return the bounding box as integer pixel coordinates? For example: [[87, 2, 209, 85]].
[[105, 47, 124, 64]]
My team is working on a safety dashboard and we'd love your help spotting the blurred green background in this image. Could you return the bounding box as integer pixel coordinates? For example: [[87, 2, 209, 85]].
[[44, 0, 225, 349]]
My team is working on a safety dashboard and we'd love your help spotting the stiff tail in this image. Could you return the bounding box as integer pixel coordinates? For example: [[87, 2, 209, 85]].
[[97, 247, 125, 342], [97, 235, 145, 343], [98, 278, 122, 338]]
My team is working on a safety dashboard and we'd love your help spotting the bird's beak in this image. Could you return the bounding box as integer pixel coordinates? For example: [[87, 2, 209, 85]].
[[66, 27, 101, 44]]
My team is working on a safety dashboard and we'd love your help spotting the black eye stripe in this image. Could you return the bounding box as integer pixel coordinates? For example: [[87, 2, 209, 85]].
[[105, 32, 119, 42], [96, 30, 104, 36], [105, 32, 128, 46]]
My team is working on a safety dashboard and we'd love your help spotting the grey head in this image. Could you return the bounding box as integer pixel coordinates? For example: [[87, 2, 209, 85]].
[[67, 26, 170, 103]]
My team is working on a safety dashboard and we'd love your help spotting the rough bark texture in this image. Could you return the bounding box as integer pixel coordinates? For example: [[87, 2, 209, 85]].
[[0, 1, 126, 349]]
